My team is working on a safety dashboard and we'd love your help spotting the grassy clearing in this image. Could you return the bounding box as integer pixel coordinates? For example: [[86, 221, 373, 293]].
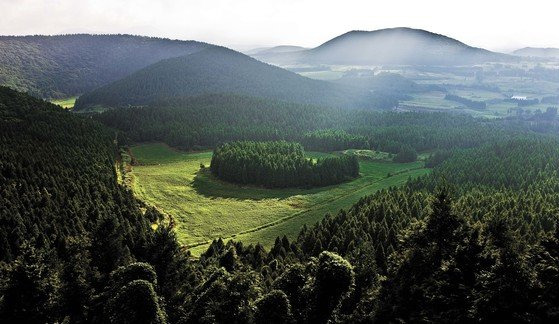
[[50, 97, 76, 109], [401, 91, 456, 110], [223, 167, 427, 255], [342, 149, 392, 161], [128, 143, 430, 255]]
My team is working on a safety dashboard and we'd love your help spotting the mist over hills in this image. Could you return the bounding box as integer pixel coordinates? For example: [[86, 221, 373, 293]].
[[513, 47, 559, 59], [74, 46, 382, 110], [249, 45, 308, 63], [252, 27, 513, 66], [249, 45, 308, 55], [0, 34, 209, 98], [0, 29, 519, 105]]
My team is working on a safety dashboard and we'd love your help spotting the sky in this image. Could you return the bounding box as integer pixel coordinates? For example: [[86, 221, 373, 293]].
[[2, 0, 559, 52]]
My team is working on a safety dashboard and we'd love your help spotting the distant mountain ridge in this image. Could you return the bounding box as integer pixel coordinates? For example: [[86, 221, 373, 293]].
[[74, 46, 380, 110], [513, 47, 559, 58], [252, 45, 308, 55], [251, 27, 512, 66], [0, 34, 209, 98], [249, 45, 308, 65], [0, 30, 514, 101]]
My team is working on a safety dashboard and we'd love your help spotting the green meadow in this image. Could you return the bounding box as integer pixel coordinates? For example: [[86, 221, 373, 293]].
[[50, 97, 77, 109], [128, 143, 430, 255]]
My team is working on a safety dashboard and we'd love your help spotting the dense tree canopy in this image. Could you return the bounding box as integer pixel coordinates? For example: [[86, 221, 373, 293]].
[[210, 141, 359, 188], [0, 87, 171, 322], [74, 47, 377, 110], [0, 34, 208, 98], [95, 93, 535, 154], [392, 145, 417, 162], [301, 129, 370, 152], [2, 86, 559, 323]]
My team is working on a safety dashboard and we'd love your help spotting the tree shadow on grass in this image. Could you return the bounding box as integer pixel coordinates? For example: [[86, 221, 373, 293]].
[[191, 169, 334, 201]]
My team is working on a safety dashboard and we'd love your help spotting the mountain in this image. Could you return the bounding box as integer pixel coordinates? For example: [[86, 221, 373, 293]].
[[246, 45, 307, 55], [513, 47, 559, 58], [250, 45, 308, 66], [74, 46, 381, 110], [256, 45, 308, 54], [253, 27, 512, 66], [0, 34, 209, 98]]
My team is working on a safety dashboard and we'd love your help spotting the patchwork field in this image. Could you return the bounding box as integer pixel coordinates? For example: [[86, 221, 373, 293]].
[[401, 89, 558, 118], [401, 91, 456, 110], [127, 143, 430, 255]]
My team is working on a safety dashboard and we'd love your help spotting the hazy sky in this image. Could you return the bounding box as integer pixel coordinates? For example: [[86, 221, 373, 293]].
[[2, 0, 559, 52]]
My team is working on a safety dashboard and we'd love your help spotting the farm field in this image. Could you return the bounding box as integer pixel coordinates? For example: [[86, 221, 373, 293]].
[[293, 63, 559, 119], [451, 89, 504, 101], [127, 143, 430, 255], [400, 89, 558, 118], [401, 91, 456, 110]]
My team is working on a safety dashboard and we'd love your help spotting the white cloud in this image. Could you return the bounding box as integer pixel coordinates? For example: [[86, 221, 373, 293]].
[[1, 0, 558, 51]]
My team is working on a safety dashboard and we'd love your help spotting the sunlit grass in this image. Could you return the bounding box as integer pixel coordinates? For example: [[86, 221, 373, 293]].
[[50, 97, 76, 109], [129, 143, 430, 255]]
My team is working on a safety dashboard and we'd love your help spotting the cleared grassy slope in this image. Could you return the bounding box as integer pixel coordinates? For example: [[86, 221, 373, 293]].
[[50, 97, 76, 109]]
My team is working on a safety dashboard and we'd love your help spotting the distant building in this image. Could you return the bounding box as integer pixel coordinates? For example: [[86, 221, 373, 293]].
[[511, 95, 527, 100]]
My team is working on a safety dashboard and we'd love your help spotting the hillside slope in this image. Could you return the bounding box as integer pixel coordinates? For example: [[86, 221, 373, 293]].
[[0, 34, 209, 98], [255, 27, 511, 66], [74, 46, 379, 110], [0, 84, 154, 276]]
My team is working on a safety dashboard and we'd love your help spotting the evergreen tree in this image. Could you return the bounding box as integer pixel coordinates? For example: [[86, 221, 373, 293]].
[[107, 280, 167, 324], [254, 290, 292, 324], [310, 251, 355, 323], [472, 217, 538, 322], [0, 243, 60, 323]]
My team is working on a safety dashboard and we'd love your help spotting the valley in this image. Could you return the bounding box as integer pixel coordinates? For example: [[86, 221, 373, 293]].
[[3, 11, 559, 321], [274, 61, 559, 119]]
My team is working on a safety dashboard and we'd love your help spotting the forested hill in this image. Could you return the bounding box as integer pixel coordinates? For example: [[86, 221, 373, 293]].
[[74, 46, 379, 110], [255, 27, 513, 66], [0, 86, 174, 322], [0, 34, 209, 98], [307, 28, 510, 65]]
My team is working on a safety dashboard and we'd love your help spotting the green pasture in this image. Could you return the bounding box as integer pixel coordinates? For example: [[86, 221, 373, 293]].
[[128, 143, 430, 255]]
